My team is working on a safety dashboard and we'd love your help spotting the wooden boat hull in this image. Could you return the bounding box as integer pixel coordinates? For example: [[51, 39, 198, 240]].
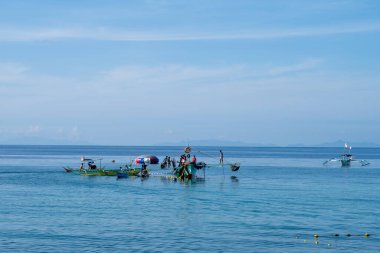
[[79, 169, 118, 176], [79, 168, 143, 177], [175, 163, 197, 181], [79, 169, 106, 176], [117, 172, 129, 178], [341, 160, 351, 167], [64, 167, 82, 173], [63, 167, 81, 174]]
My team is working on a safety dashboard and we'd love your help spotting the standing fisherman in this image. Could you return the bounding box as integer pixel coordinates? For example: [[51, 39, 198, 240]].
[[219, 150, 224, 165], [141, 162, 148, 177]]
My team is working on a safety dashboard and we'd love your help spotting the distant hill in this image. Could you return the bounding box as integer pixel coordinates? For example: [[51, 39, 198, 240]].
[[1, 137, 378, 148], [157, 139, 277, 147], [0, 136, 91, 145], [313, 140, 380, 148], [158, 139, 380, 148]]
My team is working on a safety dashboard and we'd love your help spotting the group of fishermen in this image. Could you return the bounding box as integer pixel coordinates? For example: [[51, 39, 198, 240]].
[[161, 156, 176, 169], [160, 149, 224, 169], [79, 161, 97, 170], [81, 149, 224, 172], [162, 154, 197, 168]]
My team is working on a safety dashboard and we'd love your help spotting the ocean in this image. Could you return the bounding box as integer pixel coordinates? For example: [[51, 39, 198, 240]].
[[0, 145, 379, 252]]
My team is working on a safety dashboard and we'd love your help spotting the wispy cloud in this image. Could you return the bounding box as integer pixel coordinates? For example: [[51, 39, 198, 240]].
[[102, 64, 248, 86], [266, 59, 323, 76], [0, 59, 322, 92], [0, 63, 29, 83], [0, 125, 41, 136], [0, 22, 379, 42], [0, 59, 325, 119], [102, 58, 323, 88]]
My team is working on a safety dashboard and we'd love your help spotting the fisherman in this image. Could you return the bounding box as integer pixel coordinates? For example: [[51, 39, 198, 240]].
[[161, 156, 167, 169], [192, 155, 197, 164], [219, 150, 224, 165], [179, 154, 186, 166], [164, 156, 171, 168], [88, 161, 96, 169], [141, 162, 148, 177], [171, 158, 176, 168]]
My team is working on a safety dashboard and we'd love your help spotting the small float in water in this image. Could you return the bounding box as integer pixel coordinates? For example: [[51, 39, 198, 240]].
[[323, 144, 370, 167]]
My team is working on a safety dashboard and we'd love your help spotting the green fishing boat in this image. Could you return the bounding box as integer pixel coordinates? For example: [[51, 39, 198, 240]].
[[173, 146, 205, 181], [175, 162, 197, 181], [79, 169, 108, 176], [79, 167, 144, 176], [117, 168, 142, 177]]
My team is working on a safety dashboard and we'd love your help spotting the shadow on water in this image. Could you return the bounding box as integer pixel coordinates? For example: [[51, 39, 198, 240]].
[[230, 175, 239, 183]]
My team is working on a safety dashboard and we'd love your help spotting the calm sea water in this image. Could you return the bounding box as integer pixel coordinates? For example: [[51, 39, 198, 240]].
[[0, 145, 379, 252]]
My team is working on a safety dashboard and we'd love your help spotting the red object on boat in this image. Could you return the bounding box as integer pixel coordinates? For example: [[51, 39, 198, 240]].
[[135, 155, 159, 164]]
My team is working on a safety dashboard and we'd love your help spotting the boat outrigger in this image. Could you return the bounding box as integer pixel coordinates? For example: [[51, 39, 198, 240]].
[[323, 144, 370, 167]]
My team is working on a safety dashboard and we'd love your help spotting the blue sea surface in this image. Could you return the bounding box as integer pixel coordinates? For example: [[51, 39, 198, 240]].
[[0, 145, 379, 252]]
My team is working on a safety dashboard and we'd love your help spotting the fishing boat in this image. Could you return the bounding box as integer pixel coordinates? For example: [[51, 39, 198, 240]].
[[64, 155, 154, 177], [230, 163, 241, 171], [117, 171, 129, 179], [64, 157, 118, 176], [323, 144, 370, 167], [64, 157, 101, 172], [117, 168, 142, 178], [173, 146, 206, 181], [172, 146, 241, 181]]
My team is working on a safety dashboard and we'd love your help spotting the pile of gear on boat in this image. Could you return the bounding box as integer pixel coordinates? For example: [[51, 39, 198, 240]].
[[64, 146, 240, 181]]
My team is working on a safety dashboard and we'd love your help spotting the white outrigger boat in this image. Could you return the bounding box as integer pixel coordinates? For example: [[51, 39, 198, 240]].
[[323, 144, 370, 167]]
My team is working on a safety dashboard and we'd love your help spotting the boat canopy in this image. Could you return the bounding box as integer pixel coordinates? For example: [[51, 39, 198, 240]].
[[135, 155, 159, 164], [80, 156, 94, 162]]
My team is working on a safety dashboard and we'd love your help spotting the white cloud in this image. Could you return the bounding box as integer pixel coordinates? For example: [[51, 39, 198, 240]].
[[56, 126, 80, 139], [0, 59, 378, 144], [101, 59, 322, 90], [0, 59, 378, 122], [27, 125, 41, 134], [0, 22, 379, 42], [0, 63, 29, 83], [0, 59, 323, 103], [266, 59, 323, 76], [0, 125, 41, 136], [102, 64, 247, 86]]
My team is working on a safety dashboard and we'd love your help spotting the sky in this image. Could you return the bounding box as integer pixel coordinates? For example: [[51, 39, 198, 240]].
[[0, 0, 379, 146]]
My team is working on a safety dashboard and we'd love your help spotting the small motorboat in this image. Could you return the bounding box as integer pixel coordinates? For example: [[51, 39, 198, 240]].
[[117, 172, 129, 179], [230, 163, 240, 171]]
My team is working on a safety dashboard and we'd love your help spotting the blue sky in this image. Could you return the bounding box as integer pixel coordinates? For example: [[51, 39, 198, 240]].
[[0, 0, 379, 145]]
